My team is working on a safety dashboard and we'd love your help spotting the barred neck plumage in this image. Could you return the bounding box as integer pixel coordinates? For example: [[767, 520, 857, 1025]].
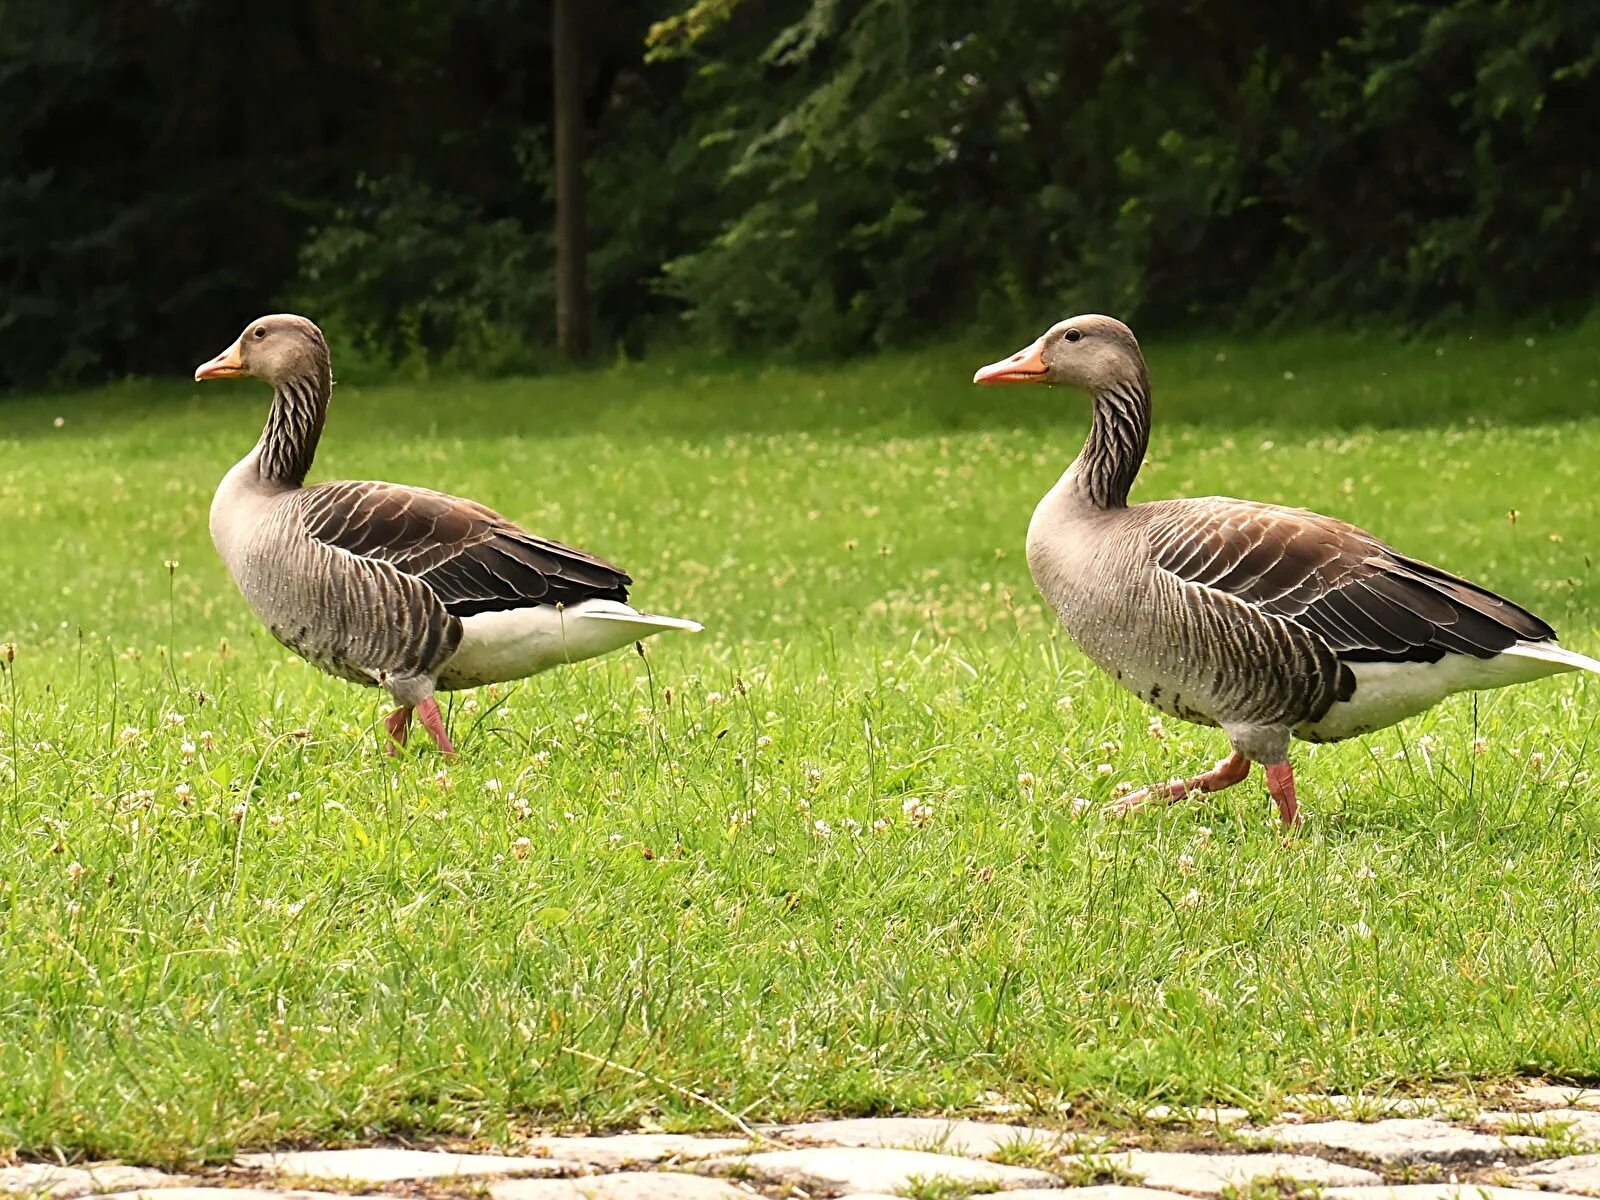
[[257, 366, 331, 489], [1069, 374, 1152, 509]]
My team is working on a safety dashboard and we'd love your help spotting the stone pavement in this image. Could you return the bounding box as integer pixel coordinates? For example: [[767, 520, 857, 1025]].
[[6, 1083, 1600, 1200]]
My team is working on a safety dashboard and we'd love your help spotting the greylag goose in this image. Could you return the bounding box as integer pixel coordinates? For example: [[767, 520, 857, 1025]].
[[195, 314, 701, 755], [974, 315, 1599, 826]]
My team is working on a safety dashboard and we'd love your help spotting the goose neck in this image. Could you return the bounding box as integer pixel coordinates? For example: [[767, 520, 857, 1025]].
[[1066, 377, 1151, 510], [256, 368, 331, 489]]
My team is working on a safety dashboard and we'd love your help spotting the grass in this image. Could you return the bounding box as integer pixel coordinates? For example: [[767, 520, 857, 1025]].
[[2, 321, 1600, 1163]]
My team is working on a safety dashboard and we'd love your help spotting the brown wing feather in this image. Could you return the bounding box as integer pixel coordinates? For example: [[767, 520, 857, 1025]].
[[1146, 499, 1554, 664], [295, 480, 631, 618]]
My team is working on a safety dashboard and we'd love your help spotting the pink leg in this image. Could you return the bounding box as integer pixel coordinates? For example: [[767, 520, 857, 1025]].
[[1264, 762, 1301, 828], [1107, 750, 1252, 816], [416, 696, 456, 756], [383, 706, 413, 756]]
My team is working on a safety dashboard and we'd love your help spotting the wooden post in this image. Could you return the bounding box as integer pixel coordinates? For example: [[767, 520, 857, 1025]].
[[553, 0, 590, 361]]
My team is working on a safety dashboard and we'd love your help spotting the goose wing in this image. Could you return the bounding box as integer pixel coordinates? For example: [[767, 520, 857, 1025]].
[[1144, 498, 1554, 664], [294, 480, 631, 618]]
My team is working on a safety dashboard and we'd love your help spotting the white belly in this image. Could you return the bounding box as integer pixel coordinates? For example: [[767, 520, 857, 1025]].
[[1295, 645, 1581, 743], [435, 599, 701, 690]]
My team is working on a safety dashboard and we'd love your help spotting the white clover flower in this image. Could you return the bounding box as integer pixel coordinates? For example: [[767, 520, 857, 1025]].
[[512, 837, 532, 860], [484, 778, 502, 793], [813, 818, 832, 838]]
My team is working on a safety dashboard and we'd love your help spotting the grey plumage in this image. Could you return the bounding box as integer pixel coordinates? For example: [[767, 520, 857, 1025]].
[[196, 313, 700, 754], [976, 314, 1599, 825]]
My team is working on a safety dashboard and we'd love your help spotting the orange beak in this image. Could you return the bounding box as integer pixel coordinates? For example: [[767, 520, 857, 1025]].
[[194, 338, 245, 382], [972, 337, 1048, 386]]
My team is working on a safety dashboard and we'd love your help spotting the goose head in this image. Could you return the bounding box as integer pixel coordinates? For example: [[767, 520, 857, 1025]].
[[972, 314, 1144, 394], [195, 314, 329, 387]]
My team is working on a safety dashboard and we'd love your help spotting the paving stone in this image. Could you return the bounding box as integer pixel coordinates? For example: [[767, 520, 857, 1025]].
[[1512, 1153, 1600, 1194], [97, 1192, 359, 1200], [771, 1117, 1090, 1157], [235, 1149, 579, 1183], [1142, 1106, 1251, 1126], [1518, 1087, 1600, 1112], [490, 1173, 752, 1200], [521, 1136, 753, 1169], [1004, 1190, 1196, 1200], [1326, 1188, 1563, 1200], [1078, 1151, 1381, 1194], [0, 1166, 190, 1199], [1245, 1118, 1542, 1164], [703, 1147, 1058, 1193], [1479, 1109, 1600, 1144]]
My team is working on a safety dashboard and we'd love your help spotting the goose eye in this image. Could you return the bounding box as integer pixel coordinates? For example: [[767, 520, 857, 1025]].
[[1063, 329, 1082, 343], [252, 327, 267, 339]]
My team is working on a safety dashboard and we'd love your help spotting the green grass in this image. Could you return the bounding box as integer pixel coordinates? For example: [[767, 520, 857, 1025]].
[[2, 322, 1600, 1163]]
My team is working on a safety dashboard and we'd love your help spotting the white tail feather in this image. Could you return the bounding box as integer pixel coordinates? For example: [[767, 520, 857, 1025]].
[[576, 600, 703, 633], [1504, 640, 1600, 675]]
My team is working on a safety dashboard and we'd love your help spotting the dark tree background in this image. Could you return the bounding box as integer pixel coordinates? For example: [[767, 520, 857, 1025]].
[[2, 0, 1597, 389]]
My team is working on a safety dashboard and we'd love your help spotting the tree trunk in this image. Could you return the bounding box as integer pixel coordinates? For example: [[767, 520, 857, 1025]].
[[552, 0, 589, 361]]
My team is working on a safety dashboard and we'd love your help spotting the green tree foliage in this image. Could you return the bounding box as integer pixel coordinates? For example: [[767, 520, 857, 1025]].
[[657, 0, 1600, 353], [1, 0, 1596, 387]]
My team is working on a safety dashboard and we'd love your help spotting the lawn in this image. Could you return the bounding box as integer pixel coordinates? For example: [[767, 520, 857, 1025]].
[[2, 322, 1599, 1163]]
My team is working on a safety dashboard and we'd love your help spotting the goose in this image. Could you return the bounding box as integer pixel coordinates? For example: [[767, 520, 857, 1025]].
[[974, 315, 1599, 826], [195, 314, 701, 755]]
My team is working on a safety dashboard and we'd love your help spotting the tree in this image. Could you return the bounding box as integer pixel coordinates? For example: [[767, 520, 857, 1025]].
[[552, 0, 591, 360]]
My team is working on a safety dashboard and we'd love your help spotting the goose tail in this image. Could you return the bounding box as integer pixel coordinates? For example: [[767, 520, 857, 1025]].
[[575, 599, 703, 634], [1503, 640, 1600, 675]]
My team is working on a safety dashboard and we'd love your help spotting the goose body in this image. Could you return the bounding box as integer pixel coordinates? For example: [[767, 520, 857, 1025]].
[[978, 316, 1599, 824], [197, 314, 700, 754]]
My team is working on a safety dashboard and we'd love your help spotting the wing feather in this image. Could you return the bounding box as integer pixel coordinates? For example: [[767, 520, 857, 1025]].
[[294, 480, 631, 619], [1146, 498, 1555, 665]]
